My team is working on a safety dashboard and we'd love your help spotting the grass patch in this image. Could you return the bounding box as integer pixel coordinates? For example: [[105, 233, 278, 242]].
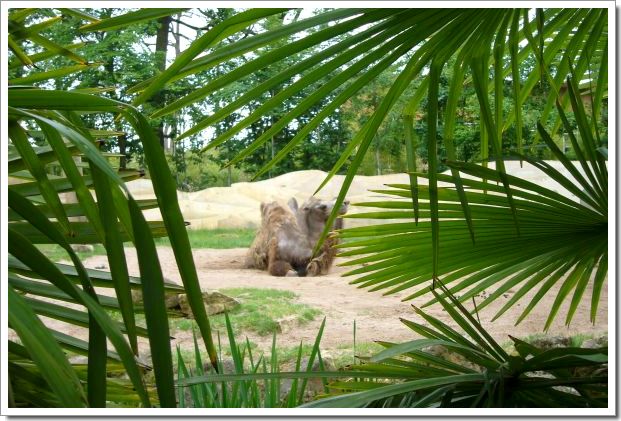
[[334, 341, 385, 367], [34, 228, 256, 263], [155, 228, 256, 249], [35, 243, 107, 263], [170, 287, 322, 337], [175, 318, 195, 331], [273, 341, 385, 368], [274, 343, 317, 365]]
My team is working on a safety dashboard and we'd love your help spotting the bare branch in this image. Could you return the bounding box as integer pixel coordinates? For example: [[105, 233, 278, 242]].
[[171, 32, 191, 42], [171, 18, 207, 32]]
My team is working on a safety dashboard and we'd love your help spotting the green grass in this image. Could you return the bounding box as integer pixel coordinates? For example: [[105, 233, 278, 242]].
[[35, 228, 257, 264], [35, 243, 107, 263], [275, 341, 385, 369], [155, 228, 256, 249], [170, 287, 322, 337], [334, 341, 385, 367], [175, 318, 195, 331], [275, 343, 317, 365]]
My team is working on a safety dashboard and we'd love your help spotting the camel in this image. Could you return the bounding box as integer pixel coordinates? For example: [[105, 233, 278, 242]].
[[245, 197, 349, 276]]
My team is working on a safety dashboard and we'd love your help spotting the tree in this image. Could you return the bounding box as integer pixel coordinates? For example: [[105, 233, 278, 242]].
[[340, 65, 414, 175], [154, 9, 355, 181], [9, 8, 163, 168]]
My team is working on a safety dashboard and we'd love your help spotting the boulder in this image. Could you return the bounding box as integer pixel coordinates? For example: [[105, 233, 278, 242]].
[[131, 289, 180, 309], [178, 291, 240, 317], [275, 315, 299, 334], [279, 354, 337, 401], [422, 345, 480, 371], [528, 335, 571, 350], [71, 244, 94, 253]]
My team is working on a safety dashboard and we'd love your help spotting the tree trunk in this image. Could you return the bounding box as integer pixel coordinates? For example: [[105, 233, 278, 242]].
[[101, 48, 129, 169], [173, 14, 182, 57], [155, 16, 171, 72], [117, 132, 127, 169], [375, 136, 381, 175], [154, 15, 171, 150], [271, 136, 275, 163]]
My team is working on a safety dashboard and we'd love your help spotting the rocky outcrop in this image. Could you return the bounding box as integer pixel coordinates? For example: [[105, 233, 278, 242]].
[[178, 291, 240, 318]]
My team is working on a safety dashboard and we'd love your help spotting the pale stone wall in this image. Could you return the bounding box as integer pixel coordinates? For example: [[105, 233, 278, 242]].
[[124, 161, 582, 230]]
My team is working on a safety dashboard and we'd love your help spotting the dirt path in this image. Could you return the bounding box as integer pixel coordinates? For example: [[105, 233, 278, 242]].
[[82, 246, 607, 355]]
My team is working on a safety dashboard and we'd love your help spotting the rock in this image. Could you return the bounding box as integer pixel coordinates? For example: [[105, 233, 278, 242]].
[[275, 315, 299, 333], [68, 355, 89, 365], [203, 358, 236, 374], [71, 244, 94, 253], [581, 335, 607, 349], [178, 291, 240, 318], [422, 345, 480, 371], [131, 289, 180, 309], [165, 293, 181, 309], [528, 336, 571, 350], [279, 354, 337, 401], [131, 289, 141, 304], [581, 339, 598, 349]]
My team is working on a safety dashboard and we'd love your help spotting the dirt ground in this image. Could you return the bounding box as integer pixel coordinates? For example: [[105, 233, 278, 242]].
[[77, 246, 608, 356]]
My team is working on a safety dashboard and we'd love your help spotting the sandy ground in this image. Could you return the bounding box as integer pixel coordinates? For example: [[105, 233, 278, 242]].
[[70, 246, 607, 356]]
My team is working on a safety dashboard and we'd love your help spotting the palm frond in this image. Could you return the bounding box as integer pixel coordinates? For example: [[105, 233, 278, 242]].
[[337, 76, 606, 328], [302, 285, 607, 408], [8, 10, 218, 401], [145, 7, 606, 266]]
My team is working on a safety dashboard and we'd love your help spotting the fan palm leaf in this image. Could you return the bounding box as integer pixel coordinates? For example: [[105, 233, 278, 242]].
[[130, 7, 606, 266], [7, 8, 218, 408], [301, 284, 607, 408], [125, 6, 607, 326], [337, 78, 606, 328]]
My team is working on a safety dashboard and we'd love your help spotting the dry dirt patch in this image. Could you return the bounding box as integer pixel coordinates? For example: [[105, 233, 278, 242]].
[[83, 246, 608, 355]]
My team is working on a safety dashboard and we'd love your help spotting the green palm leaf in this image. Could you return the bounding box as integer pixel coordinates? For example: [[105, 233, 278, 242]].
[[336, 76, 606, 327], [79, 8, 188, 32], [302, 286, 607, 408], [7, 6, 609, 409], [9, 287, 88, 408], [8, 11, 217, 403], [150, 7, 605, 273]]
